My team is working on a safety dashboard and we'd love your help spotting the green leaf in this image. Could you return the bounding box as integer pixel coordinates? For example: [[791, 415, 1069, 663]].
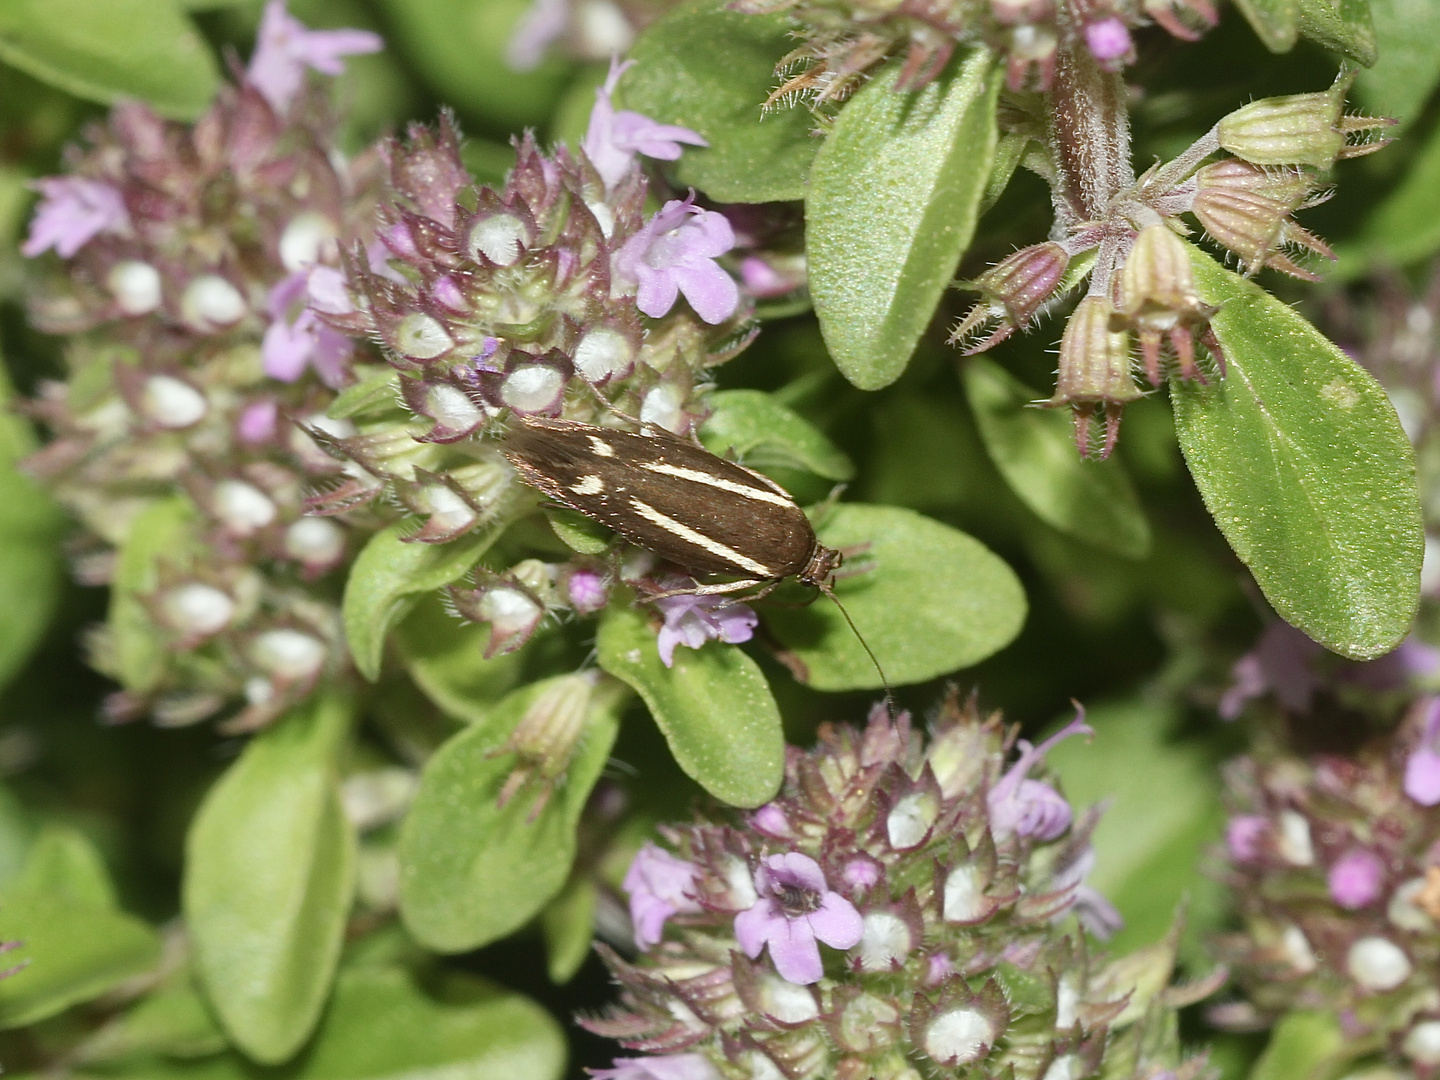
[[621, 0, 817, 203], [1355, 0, 1440, 124], [1248, 1012, 1347, 1080], [68, 967, 566, 1080], [184, 693, 357, 1064], [1231, 0, 1300, 52], [545, 508, 612, 555], [0, 0, 218, 119], [1172, 251, 1422, 660], [963, 358, 1151, 559], [343, 522, 501, 681], [541, 876, 597, 984], [0, 832, 160, 1029], [764, 504, 1027, 690], [808, 49, 1000, 390], [74, 979, 226, 1064], [1044, 699, 1226, 962], [395, 595, 523, 726], [596, 604, 783, 807], [397, 677, 622, 953], [700, 389, 854, 482], [0, 368, 62, 692], [371, 0, 570, 130], [15, 825, 116, 908], [1343, 114, 1440, 272], [107, 498, 196, 694], [1295, 0, 1377, 65], [327, 366, 400, 420]]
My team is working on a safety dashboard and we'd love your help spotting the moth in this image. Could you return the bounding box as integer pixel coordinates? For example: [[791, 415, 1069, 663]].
[[502, 416, 843, 598]]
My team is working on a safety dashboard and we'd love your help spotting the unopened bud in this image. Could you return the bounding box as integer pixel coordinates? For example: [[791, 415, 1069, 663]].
[[950, 243, 1069, 354], [573, 325, 638, 383], [640, 383, 686, 433], [1347, 935, 1411, 991], [394, 312, 454, 360], [142, 374, 208, 428], [1217, 74, 1393, 169], [501, 363, 566, 414], [181, 274, 247, 330], [468, 213, 530, 266], [922, 1006, 1001, 1067], [1049, 296, 1140, 458], [451, 572, 548, 657], [1195, 159, 1315, 208], [107, 260, 162, 315], [284, 517, 346, 568], [249, 628, 327, 680], [1118, 225, 1214, 384], [563, 567, 609, 614], [213, 479, 277, 533], [1191, 186, 1332, 281], [161, 583, 235, 637], [279, 212, 338, 272]]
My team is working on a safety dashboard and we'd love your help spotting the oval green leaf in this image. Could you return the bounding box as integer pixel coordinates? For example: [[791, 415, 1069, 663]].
[[395, 595, 523, 726], [808, 48, 1000, 390], [343, 522, 502, 681], [541, 877, 597, 984], [701, 389, 854, 482], [620, 0, 817, 203], [1249, 1012, 1348, 1080], [596, 604, 783, 807], [14, 824, 116, 908], [1173, 250, 1422, 660], [107, 498, 196, 693], [1295, 0, 1376, 65], [963, 358, 1151, 559], [183, 693, 357, 1064], [0, 0, 218, 119], [764, 504, 1027, 690], [1231, 0, 1300, 52], [1356, 0, 1440, 125], [397, 677, 622, 953]]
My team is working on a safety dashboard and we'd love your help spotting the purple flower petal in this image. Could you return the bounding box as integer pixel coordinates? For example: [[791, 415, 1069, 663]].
[[1405, 746, 1440, 806], [654, 592, 756, 667], [1328, 848, 1385, 909], [672, 262, 741, 326], [591, 1054, 721, 1080], [248, 0, 382, 113], [506, 0, 567, 71], [808, 892, 864, 949], [760, 852, 828, 894], [22, 177, 129, 258], [623, 842, 702, 949], [614, 197, 738, 324], [1226, 814, 1269, 861], [261, 318, 313, 382], [733, 897, 779, 958], [583, 59, 706, 190], [765, 917, 824, 985], [633, 267, 682, 320]]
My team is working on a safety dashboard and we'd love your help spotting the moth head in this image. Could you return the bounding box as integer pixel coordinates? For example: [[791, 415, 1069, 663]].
[[800, 544, 844, 587]]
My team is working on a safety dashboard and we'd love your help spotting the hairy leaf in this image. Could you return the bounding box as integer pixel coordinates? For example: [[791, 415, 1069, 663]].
[[808, 49, 1000, 389], [1356, 0, 1440, 125], [1230, 0, 1300, 52], [597, 604, 784, 807], [1173, 251, 1422, 660]]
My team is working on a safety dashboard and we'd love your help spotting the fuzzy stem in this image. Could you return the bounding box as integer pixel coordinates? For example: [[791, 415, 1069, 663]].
[[1045, 45, 1135, 228]]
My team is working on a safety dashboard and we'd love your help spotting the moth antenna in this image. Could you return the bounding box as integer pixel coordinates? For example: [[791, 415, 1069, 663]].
[[818, 581, 896, 720]]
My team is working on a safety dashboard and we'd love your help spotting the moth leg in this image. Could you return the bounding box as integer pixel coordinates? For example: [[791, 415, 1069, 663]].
[[639, 578, 770, 601]]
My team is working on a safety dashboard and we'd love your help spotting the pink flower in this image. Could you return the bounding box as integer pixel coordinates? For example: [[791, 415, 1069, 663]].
[[1405, 698, 1440, 806], [614, 196, 738, 325], [1328, 848, 1385, 909], [564, 568, 609, 614], [654, 591, 756, 667], [247, 0, 382, 113], [590, 1054, 721, 1080], [733, 852, 863, 984], [1219, 620, 1323, 720], [987, 708, 1090, 841], [1226, 814, 1269, 862], [262, 271, 352, 385], [237, 399, 280, 444], [507, 0, 568, 71], [1084, 17, 1135, 67], [582, 59, 707, 191], [623, 842, 703, 949], [22, 177, 129, 258]]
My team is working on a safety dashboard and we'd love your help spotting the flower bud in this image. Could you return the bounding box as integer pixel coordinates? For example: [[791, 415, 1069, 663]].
[[1118, 225, 1216, 384], [950, 243, 1069, 354], [496, 671, 599, 810], [213, 479, 277, 534], [141, 374, 208, 428], [573, 324, 639, 383], [467, 212, 531, 267], [449, 572, 547, 657], [160, 583, 235, 637], [1190, 186, 1334, 281], [284, 517, 346, 571], [107, 260, 162, 316], [1049, 296, 1140, 458], [393, 312, 454, 361], [1217, 75, 1393, 169], [249, 628, 327, 681], [181, 274, 248, 331], [279, 211, 338, 272]]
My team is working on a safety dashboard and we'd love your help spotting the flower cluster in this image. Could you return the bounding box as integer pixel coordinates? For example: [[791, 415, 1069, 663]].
[[951, 68, 1391, 458], [309, 61, 754, 660], [21, 3, 385, 729], [730, 0, 1216, 106], [589, 695, 1216, 1080], [1213, 698, 1440, 1075]]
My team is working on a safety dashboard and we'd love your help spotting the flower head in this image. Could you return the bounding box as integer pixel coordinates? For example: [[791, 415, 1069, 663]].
[[614, 196, 738, 325], [733, 852, 864, 984], [624, 842, 704, 948], [987, 707, 1090, 840], [247, 0, 382, 113], [583, 59, 707, 192], [654, 591, 757, 667], [22, 177, 128, 258]]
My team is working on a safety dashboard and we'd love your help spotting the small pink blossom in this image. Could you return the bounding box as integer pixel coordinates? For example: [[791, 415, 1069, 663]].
[[507, 0, 568, 72], [614, 195, 738, 325], [623, 842, 702, 949], [237, 399, 280, 444], [1405, 698, 1440, 806], [1226, 815, 1269, 862], [564, 568, 609, 614], [1084, 17, 1135, 66], [987, 708, 1090, 841], [654, 591, 756, 667], [750, 803, 791, 837], [733, 852, 863, 984], [22, 177, 129, 258], [1328, 848, 1385, 909], [1219, 620, 1324, 720], [247, 0, 382, 114], [590, 1054, 720, 1080], [262, 270, 351, 385], [583, 59, 707, 191]]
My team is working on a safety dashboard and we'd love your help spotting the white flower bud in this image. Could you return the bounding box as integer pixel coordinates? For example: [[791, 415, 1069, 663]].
[[284, 517, 345, 565], [181, 274, 247, 329], [756, 975, 818, 1024], [424, 383, 484, 430], [160, 584, 235, 636], [1347, 935, 1411, 991], [1281, 924, 1317, 973], [479, 587, 543, 637], [1389, 876, 1436, 932], [1277, 810, 1314, 866], [107, 260, 162, 315], [250, 629, 327, 680], [640, 383, 685, 433], [573, 327, 634, 382], [924, 1007, 996, 1066], [396, 313, 453, 359], [279, 212, 338, 272], [886, 791, 936, 849], [468, 214, 528, 266], [1043, 1055, 1084, 1080], [214, 480, 277, 533], [500, 365, 565, 413], [1404, 1020, 1440, 1065], [858, 911, 913, 971], [142, 375, 207, 428], [942, 865, 987, 923]]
